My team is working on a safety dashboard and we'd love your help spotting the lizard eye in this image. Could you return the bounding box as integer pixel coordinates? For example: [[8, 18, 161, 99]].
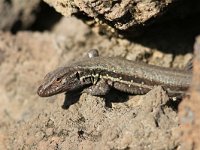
[[56, 77, 62, 82]]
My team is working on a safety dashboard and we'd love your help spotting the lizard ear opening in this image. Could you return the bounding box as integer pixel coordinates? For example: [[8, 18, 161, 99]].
[[75, 72, 80, 80]]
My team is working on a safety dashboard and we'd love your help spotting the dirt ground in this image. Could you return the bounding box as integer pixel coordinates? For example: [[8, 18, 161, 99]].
[[0, 0, 200, 150]]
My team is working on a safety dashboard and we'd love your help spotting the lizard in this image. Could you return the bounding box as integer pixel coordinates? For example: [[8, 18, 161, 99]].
[[37, 49, 192, 99]]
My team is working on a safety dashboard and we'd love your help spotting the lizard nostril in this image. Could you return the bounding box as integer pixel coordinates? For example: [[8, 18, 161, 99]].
[[37, 85, 45, 97]]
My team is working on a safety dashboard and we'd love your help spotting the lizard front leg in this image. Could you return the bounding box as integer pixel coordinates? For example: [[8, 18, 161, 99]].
[[83, 79, 110, 96]]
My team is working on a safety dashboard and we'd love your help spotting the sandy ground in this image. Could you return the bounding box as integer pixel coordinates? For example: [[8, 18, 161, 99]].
[[0, 1, 200, 149]]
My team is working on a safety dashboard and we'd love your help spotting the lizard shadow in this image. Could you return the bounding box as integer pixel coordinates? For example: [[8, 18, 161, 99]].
[[62, 92, 82, 109], [62, 89, 129, 109], [104, 89, 130, 108]]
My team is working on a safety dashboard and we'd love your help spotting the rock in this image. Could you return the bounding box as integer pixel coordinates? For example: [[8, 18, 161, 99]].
[[0, 0, 41, 31], [43, 0, 200, 37], [178, 36, 200, 150]]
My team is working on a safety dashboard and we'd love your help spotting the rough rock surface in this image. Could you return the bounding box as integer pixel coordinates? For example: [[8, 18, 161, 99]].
[[0, 0, 41, 31], [44, 0, 175, 37], [178, 36, 200, 150], [43, 0, 200, 37], [7, 87, 179, 150]]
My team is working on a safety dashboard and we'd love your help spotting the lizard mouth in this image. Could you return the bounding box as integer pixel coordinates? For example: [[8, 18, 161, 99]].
[[37, 85, 63, 97]]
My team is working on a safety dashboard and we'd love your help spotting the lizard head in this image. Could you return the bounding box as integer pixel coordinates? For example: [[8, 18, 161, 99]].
[[37, 67, 83, 97]]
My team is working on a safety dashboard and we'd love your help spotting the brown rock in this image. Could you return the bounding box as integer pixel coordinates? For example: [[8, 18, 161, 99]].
[[0, 0, 41, 30], [179, 36, 200, 150], [43, 0, 200, 37]]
